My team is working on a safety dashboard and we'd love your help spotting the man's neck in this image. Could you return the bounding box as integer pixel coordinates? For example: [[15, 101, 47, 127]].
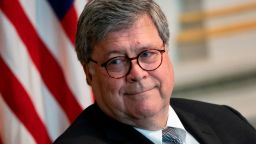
[[120, 105, 169, 130]]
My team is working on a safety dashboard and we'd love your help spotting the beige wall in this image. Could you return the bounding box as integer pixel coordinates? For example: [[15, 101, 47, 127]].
[[155, 0, 256, 127]]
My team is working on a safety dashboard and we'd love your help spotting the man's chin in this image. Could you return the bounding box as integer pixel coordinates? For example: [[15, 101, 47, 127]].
[[132, 102, 163, 118]]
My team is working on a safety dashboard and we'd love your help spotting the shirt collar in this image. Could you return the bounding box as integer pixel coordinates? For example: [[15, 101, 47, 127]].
[[167, 105, 186, 130]]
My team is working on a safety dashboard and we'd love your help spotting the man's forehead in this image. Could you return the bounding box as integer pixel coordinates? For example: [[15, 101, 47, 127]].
[[101, 15, 155, 40], [91, 14, 162, 58]]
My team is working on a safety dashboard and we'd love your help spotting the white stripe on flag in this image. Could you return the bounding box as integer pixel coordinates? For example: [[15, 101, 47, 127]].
[[75, 0, 88, 16], [0, 94, 36, 144]]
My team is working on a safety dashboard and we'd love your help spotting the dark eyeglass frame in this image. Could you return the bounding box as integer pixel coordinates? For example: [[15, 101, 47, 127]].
[[89, 48, 166, 79]]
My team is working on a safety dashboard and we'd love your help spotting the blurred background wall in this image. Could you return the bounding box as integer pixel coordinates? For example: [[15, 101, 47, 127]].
[[155, 0, 256, 128]]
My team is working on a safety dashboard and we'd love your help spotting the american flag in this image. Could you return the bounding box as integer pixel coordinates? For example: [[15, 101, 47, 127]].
[[0, 0, 93, 143]]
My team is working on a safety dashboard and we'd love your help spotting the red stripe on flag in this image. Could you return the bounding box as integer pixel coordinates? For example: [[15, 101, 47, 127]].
[[61, 5, 78, 45], [0, 57, 52, 144], [0, 0, 82, 122], [0, 136, 2, 144]]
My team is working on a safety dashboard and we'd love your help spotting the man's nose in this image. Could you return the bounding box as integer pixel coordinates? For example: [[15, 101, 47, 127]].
[[126, 60, 148, 82]]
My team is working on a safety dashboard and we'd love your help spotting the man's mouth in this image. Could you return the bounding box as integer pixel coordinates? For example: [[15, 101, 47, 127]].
[[124, 87, 155, 96]]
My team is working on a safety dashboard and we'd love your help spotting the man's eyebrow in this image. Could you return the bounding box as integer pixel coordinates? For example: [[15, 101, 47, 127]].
[[102, 44, 162, 58], [103, 49, 127, 58]]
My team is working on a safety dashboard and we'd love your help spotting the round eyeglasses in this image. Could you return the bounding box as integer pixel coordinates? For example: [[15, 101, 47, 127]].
[[89, 49, 165, 79]]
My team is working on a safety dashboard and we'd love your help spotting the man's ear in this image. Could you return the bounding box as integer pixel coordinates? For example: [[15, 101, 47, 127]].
[[83, 64, 93, 86]]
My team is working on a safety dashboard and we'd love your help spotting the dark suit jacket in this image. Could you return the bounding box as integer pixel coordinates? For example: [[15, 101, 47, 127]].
[[53, 98, 256, 144]]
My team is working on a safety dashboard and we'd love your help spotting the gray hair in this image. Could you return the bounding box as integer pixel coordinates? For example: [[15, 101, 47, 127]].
[[76, 0, 169, 65]]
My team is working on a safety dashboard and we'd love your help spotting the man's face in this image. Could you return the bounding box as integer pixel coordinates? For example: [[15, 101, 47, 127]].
[[86, 14, 174, 129]]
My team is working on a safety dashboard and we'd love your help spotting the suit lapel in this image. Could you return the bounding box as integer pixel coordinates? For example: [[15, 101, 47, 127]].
[[104, 124, 154, 144], [173, 107, 222, 144]]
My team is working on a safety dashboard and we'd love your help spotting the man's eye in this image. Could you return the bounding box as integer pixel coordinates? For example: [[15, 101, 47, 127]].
[[108, 57, 126, 65], [140, 50, 155, 58]]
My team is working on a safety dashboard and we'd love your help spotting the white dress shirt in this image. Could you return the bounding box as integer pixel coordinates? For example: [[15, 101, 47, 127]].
[[135, 106, 200, 144]]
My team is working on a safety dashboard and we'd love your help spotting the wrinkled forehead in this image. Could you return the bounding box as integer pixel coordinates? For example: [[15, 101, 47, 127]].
[[92, 14, 163, 59], [98, 13, 157, 44]]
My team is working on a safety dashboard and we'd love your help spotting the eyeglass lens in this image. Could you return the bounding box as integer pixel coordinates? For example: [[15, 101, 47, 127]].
[[105, 49, 164, 78]]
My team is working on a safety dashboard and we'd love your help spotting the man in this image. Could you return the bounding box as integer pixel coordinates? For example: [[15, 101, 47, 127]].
[[54, 0, 256, 143]]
